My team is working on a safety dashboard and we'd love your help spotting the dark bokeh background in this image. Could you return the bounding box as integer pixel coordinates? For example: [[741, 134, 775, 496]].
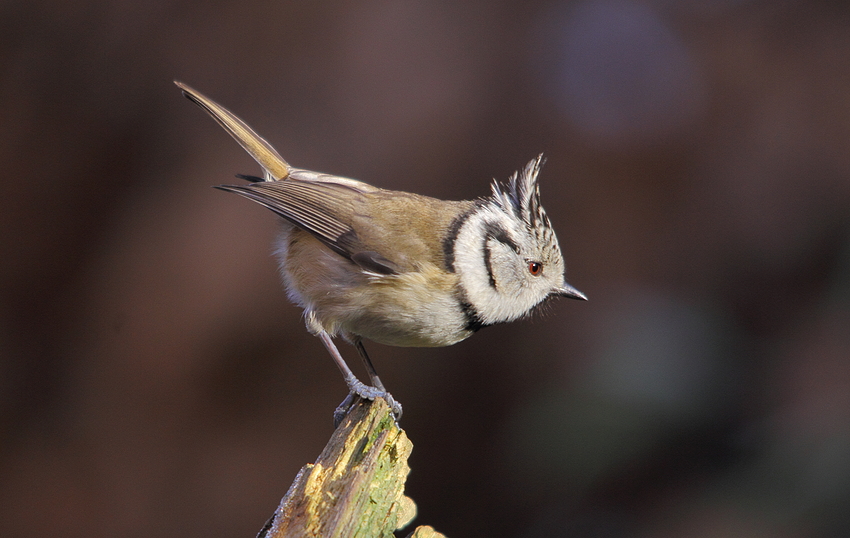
[[2, 1, 850, 537]]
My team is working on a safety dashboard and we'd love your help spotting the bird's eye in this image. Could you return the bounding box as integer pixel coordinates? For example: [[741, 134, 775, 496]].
[[528, 261, 543, 276]]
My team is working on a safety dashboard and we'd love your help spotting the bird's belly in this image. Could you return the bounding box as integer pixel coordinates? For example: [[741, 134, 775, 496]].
[[335, 271, 473, 348], [346, 303, 472, 348], [278, 228, 472, 348]]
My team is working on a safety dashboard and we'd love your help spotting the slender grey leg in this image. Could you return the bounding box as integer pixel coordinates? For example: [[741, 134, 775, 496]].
[[355, 339, 402, 420], [354, 339, 386, 391], [317, 331, 381, 398], [317, 332, 402, 424]]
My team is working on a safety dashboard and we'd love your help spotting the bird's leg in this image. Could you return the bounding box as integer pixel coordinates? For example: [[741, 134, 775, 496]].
[[355, 339, 386, 391], [354, 339, 402, 419], [317, 332, 402, 425]]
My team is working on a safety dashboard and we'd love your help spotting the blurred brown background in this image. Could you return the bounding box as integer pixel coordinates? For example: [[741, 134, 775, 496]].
[[2, 1, 850, 537]]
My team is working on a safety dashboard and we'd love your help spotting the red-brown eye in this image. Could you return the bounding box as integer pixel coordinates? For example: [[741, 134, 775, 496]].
[[528, 262, 542, 276]]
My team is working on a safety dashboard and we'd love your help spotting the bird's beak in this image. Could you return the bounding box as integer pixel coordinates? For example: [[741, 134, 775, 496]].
[[555, 282, 587, 301]]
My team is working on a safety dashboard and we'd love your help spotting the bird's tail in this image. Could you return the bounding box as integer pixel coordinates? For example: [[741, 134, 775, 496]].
[[175, 81, 290, 182]]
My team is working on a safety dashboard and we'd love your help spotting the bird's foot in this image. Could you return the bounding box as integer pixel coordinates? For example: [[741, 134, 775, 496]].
[[333, 381, 403, 427]]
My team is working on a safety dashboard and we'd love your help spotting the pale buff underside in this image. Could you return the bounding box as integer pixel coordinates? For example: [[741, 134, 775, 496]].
[[277, 226, 473, 348]]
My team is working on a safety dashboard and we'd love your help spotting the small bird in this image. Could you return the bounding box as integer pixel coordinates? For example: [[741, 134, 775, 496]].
[[176, 81, 586, 423]]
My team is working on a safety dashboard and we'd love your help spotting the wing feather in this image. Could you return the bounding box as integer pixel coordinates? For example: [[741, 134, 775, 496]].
[[216, 180, 370, 262]]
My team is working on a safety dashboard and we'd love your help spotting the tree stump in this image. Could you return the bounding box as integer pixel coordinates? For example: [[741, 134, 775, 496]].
[[258, 397, 446, 538]]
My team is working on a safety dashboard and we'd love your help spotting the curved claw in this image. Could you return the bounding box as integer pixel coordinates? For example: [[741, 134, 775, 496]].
[[332, 383, 403, 428], [333, 393, 357, 427], [381, 393, 403, 422]]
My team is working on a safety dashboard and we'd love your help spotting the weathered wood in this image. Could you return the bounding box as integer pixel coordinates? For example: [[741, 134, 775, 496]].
[[259, 396, 445, 538], [406, 525, 448, 538]]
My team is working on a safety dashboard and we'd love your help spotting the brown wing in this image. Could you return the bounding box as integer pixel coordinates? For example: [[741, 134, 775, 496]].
[[216, 180, 401, 274]]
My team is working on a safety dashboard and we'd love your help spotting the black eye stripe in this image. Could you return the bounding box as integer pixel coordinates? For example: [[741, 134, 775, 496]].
[[483, 220, 519, 253], [442, 203, 485, 273], [483, 244, 496, 289], [481, 220, 520, 291]]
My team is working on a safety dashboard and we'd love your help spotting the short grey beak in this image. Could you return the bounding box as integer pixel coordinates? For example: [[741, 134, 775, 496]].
[[555, 282, 587, 301]]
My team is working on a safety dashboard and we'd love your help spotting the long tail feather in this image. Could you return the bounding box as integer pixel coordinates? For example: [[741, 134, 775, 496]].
[[175, 81, 290, 181]]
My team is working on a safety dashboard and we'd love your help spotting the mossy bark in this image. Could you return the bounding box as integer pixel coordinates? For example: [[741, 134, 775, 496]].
[[258, 397, 446, 538]]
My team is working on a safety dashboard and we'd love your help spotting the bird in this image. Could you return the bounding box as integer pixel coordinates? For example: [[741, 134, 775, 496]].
[[175, 81, 586, 424]]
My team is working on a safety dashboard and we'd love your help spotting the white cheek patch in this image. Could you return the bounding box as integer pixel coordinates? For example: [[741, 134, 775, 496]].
[[485, 243, 520, 291], [453, 211, 496, 311], [453, 208, 543, 325]]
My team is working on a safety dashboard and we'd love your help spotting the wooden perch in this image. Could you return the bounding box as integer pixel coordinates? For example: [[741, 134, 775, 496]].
[[257, 397, 447, 538]]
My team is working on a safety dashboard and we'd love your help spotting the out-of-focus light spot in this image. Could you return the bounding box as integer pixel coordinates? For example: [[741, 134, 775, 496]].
[[534, 0, 707, 147]]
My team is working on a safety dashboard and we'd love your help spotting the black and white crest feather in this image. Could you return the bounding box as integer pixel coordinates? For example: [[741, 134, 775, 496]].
[[489, 154, 552, 231]]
